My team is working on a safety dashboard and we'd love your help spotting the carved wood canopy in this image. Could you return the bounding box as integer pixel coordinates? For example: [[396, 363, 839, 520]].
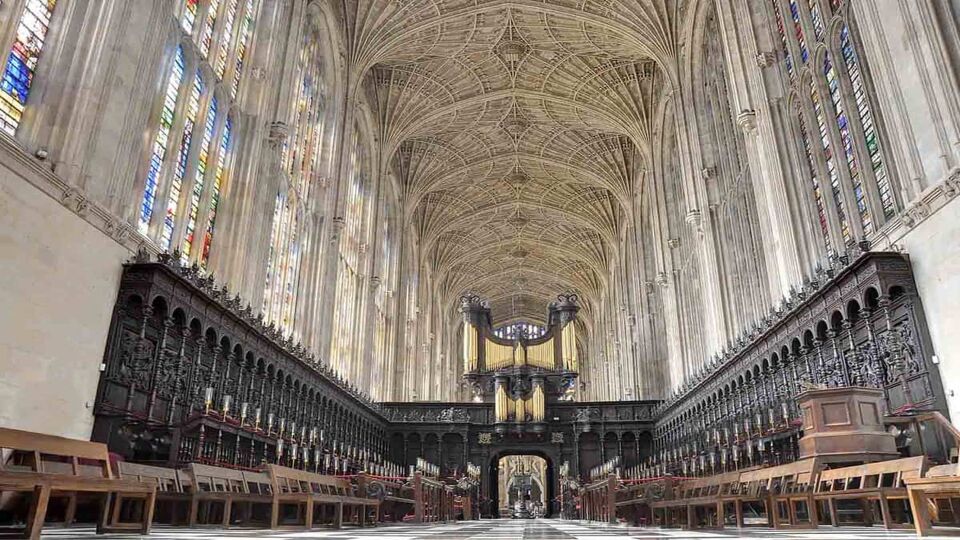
[[352, 0, 678, 324]]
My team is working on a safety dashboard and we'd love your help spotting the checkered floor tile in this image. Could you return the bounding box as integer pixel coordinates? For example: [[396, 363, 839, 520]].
[[36, 518, 959, 539]]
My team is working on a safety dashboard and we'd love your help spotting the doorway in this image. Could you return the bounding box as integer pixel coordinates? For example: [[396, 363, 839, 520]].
[[489, 452, 555, 518]]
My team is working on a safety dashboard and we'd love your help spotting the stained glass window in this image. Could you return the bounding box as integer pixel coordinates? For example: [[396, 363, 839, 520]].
[[788, 0, 809, 64], [772, 1, 794, 76], [231, 0, 255, 99], [840, 24, 894, 219], [262, 192, 287, 319], [201, 116, 232, 266], [811, 81, 851, 244], [807, 0, 824, 40], [181, 0, 198, 34], [181, 96, 217, 260], [0, 0, 58, 136], [262, 25, 326, 334], [140, 0, 258, 257], [261, 190, 300, 333], [139, 46, 185, 233], [495, 322, 546, 340], [773, 0, 893, 256], [160, 71, 202, 249], [372, 208, 396, 399], [331, 129, 365, 375], [824, 52, 870, 234], [198, 0, 221, 59], [796, 108, 833, 252], [215, 0, 239, 79]]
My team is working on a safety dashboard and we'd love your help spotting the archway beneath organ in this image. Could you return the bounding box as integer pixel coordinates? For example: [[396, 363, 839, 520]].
[[492, 453, 552, 518]]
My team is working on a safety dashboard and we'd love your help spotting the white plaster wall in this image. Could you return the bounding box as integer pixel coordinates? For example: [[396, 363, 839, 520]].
[[0, 169, 128, 439], [899, 196, 960, 423]]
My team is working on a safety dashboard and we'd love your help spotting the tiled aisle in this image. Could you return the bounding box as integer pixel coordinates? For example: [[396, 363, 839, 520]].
[[39, 519, 953, 539]]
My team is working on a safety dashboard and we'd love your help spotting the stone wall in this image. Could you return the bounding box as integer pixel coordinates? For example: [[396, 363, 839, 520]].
[[0, 145, 129, 439], [899, 196, 960, 421]]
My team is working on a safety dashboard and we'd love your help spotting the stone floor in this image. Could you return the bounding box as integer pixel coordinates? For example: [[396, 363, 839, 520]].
[[38, 519, 956, 539]]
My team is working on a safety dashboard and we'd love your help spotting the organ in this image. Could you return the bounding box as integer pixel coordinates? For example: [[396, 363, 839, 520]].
[[460, 293, 580, 433]]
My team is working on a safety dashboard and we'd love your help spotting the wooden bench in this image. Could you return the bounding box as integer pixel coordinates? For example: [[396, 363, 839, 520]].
[[412, 472, 453, 523], [186, 462, 273, 527], [682, 470, 745, 529], [580, 475, 616, 523], [734, 458, 817, 529], [264, 464, 379, 529], [0, 427, 156, 540], [904, 463, 960, 536], [357, 473, 415, 522], [615, 477, 677, 526], [117, 461, 278, 528], [648, 468, 759, 529], [814, 455, 927, 529], [116, 461, 191, 525]]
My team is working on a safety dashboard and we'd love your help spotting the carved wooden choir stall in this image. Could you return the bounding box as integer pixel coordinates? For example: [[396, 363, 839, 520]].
[[3, 250, 959, 538]]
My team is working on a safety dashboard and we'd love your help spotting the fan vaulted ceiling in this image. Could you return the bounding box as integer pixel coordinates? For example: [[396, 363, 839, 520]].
[[351, 0, 681, 324]]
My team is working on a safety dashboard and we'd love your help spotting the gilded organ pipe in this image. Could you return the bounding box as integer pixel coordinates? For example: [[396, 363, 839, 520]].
[[513, 341, 526, 367], [514, 395, 525, 422], [531, 384, 545, 422], [495, 383, 509, 422], [561, 323, 578, 371], [526, 340, 554, 369], [462, 321, 478, 371], [486, 340, 514, 371]]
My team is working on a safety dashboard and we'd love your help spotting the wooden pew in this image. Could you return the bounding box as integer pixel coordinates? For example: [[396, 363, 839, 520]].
[[814, 455, 927, 529], [580, 475, 617, 523], [648, 469, 748, 529], [357, 473, 414, 522], [683, 469, 744, 529], [735, 458, 817, 529], [904, 463, 960, 536], [264, 464, 379, 529], [411, 472, 453, 523], [116, 462, 190, 525], [0, 427, 156, 540], [185, 462, 273, 527], [615, 477, 677, 526]]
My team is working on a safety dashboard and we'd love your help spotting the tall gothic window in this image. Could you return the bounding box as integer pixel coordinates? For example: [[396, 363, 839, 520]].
[[371, 199, 398, 400], [137, 0, 257, 267], [331, 128, 367, 377], [262, 20, 327, 336], [772, 0, 896, 253], [0, 0, 58, 136]]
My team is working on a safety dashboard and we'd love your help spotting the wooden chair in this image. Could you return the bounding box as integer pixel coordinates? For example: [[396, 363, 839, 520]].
[[0, 427, 156, 540], [904, 463, 960, 536], [814, 456, 927, 529]]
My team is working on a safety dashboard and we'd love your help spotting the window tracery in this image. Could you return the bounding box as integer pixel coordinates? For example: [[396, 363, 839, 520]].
[[137, 0, 257, 267]]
